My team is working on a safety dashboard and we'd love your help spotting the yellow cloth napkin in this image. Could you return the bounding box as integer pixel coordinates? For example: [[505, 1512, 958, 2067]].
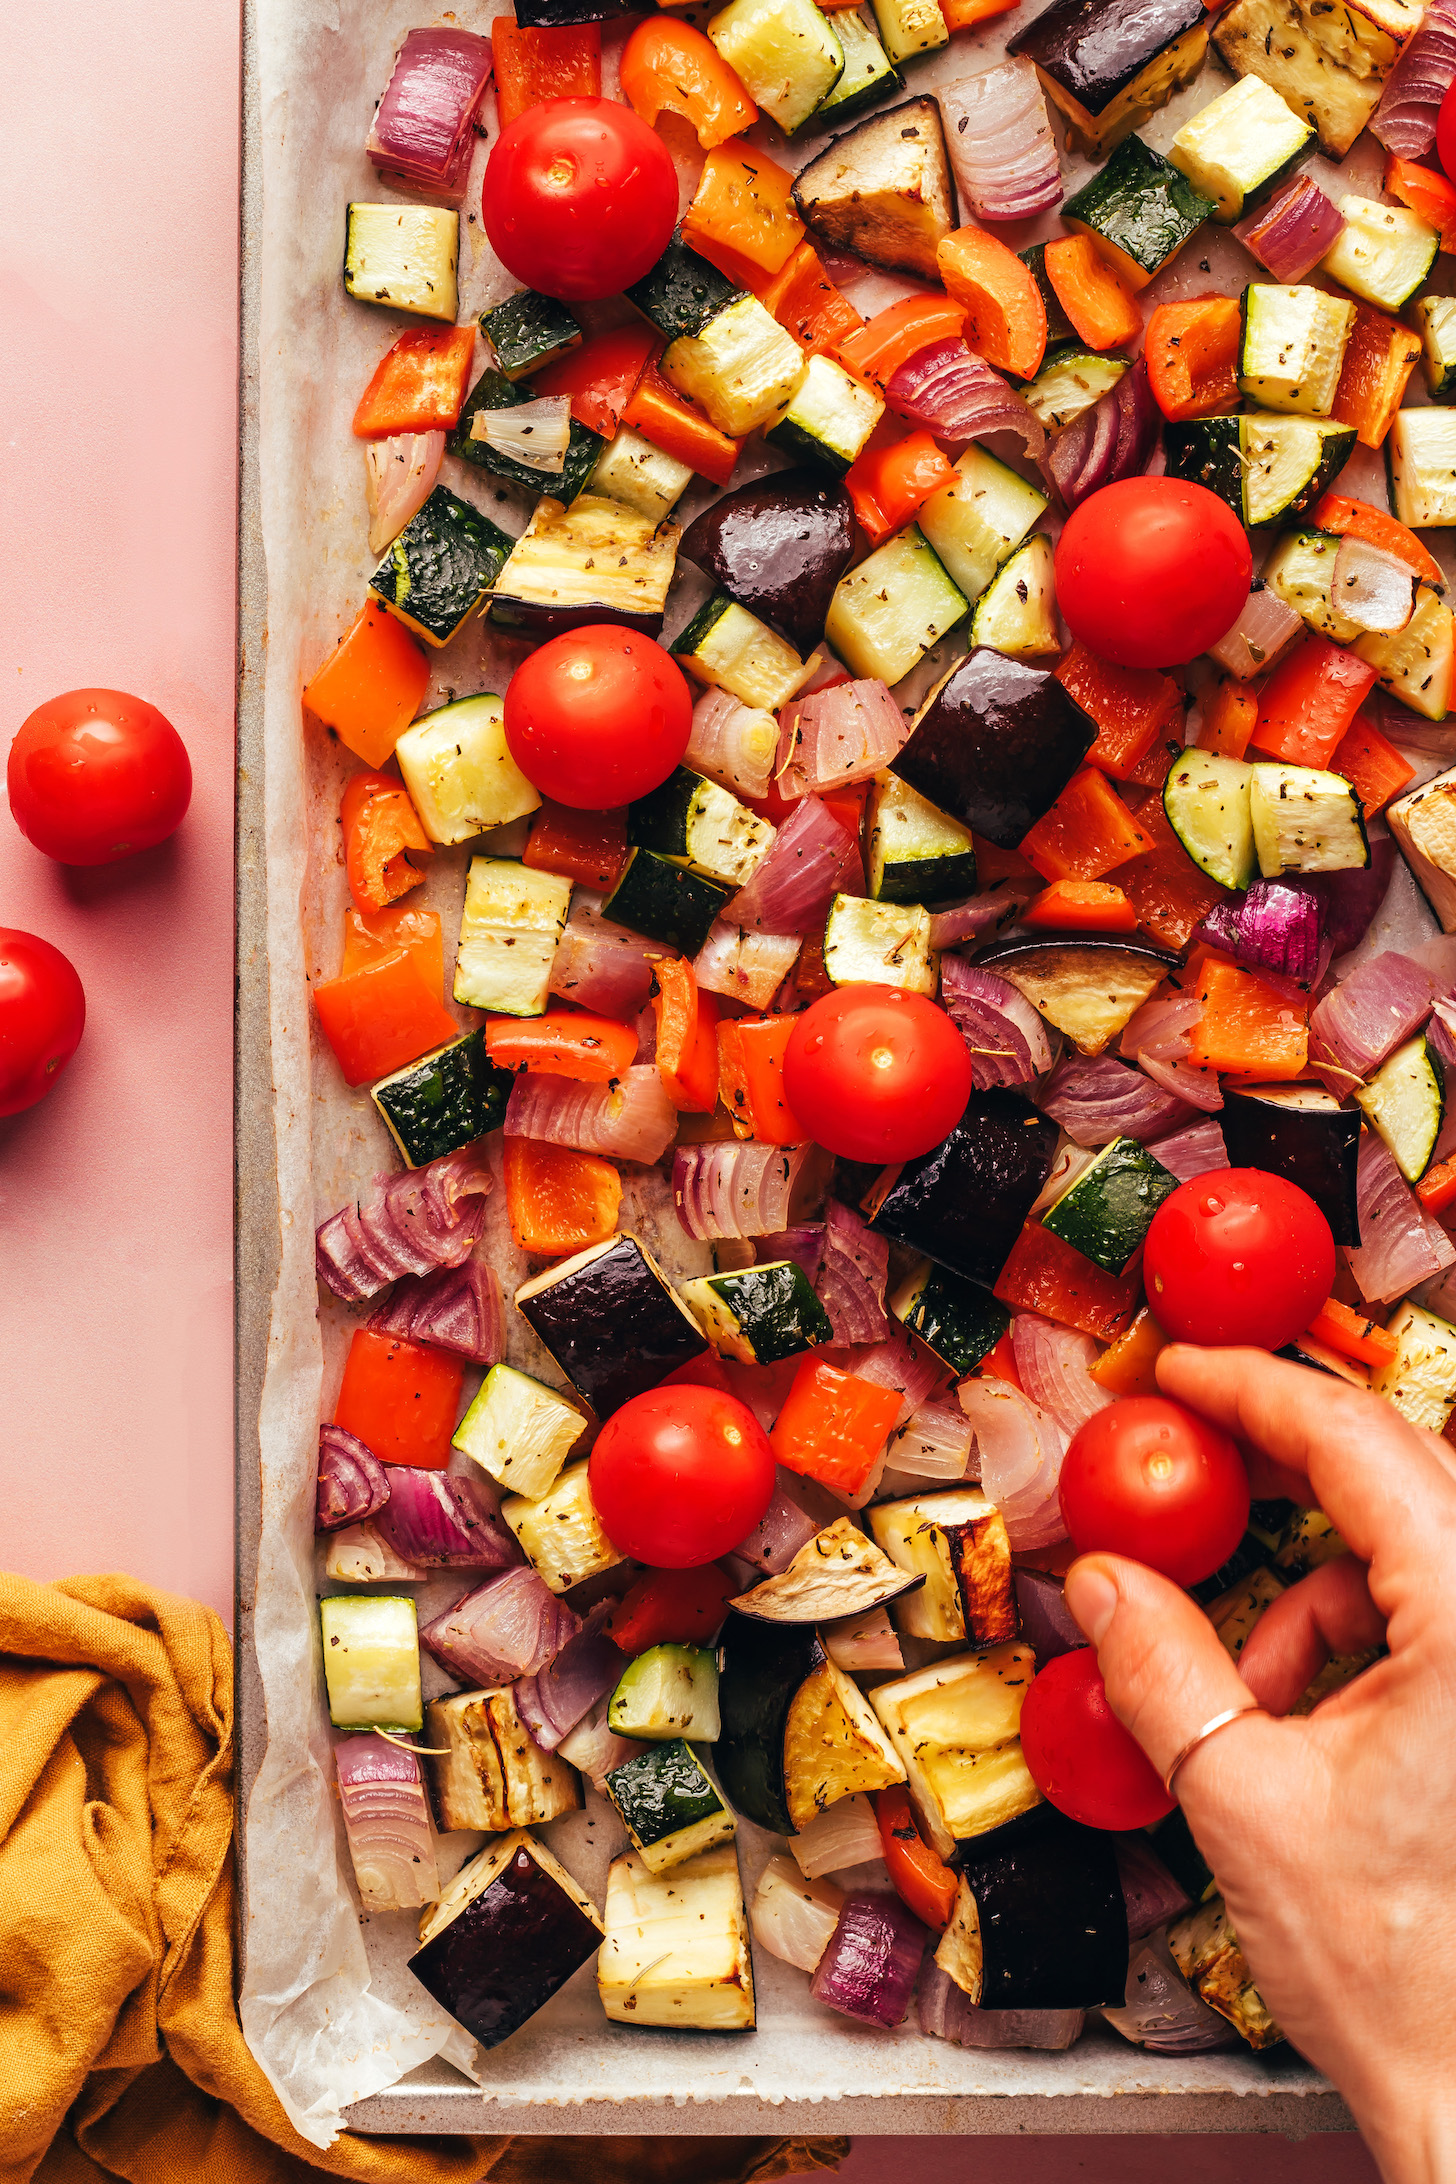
[[0, 1573, 846, 2184]]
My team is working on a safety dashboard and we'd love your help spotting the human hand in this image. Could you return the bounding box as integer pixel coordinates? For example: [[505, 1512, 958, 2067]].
[[1063, 1344, 1456, 2184]]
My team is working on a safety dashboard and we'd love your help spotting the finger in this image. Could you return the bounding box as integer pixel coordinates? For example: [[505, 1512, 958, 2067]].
[[1235, 1556, 1386, 1716]]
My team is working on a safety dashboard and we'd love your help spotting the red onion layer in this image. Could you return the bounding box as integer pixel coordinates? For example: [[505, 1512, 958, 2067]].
[[335, 1734, 439, 1910], [367, 1250, 506, 1364], [504, 1064, 677, 1164], [366, 27, 494, 202], [316, 1148, 492, 1302], [1234, 174, 1346, 282], [316, 1425, 391, 1532], [885, 340, 1046, 460]]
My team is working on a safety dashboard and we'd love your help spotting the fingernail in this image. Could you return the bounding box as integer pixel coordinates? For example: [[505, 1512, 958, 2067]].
[[1065, 1563, 1119, 1646]]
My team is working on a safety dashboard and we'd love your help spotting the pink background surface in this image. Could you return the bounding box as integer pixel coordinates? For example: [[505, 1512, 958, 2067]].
[[0, 3, 1377, 2174]]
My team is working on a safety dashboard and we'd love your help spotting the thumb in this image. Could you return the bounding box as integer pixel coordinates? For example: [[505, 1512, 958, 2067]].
[[1064, 1553, 1278, 1801]]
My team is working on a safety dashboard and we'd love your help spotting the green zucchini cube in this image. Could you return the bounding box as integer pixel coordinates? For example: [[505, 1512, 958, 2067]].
[[628, 766, 775, 890], [1415, 296, 1456, 402], [454, 856, 572, 1016], [1167, 73, 1312, 223], [1237, 285, 1354, 418], [1320, 195, 1440, 313], [602, 846, 730, 957], [679, 1260, 834, 1364], [672, 593, 812, 713], [1061, 134, 1216, 290], [369, 484, 513, 647], [448, 368, 604, 504], [344, 203, 459, 321], [371, 1028, 515, 1168], [1040, 1136, 1179, 1273], [765, 354, 884, 475], [605, 1739, 737, 1873], [453, 1362, 584, 1499], [890, 1259, 1008, 1374], [626, 237, 744, 342], [481, 289, 582, 381], [868, 773, 977, 904], [320, 1595, 422, 1733]]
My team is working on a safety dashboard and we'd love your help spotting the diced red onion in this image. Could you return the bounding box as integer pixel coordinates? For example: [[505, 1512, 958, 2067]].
[[1348, 1135, 1456, 1302], [686, 689, 780, 800], [811, 1891, 927, 2028], [420, 1565, 580, 1685], [324, 1521, 422, 1585], [941, 956, 1053, 1089], [723, 796, 864, 932], [1103, 1934, 1238, 2053], [1010, 1314, 1114, 1438], [919, 1962, 1084, 2050], [1233, 174, 1346, 282], [692, 922, 801, 1009], [335, 1734, 439, 1910], [776, 679, 911, 799], [316, 1147, 493, 1302], [504, 1063, 676, 1164], [365, 432, 445, 557], [1145, 1117, 1229, 1181], [1038, 1052, 1194, 1145], [1198, 879, 1330, 992], [838, 1328, 950, 1428], [1331, 537, 1417, 635], [731, 1476, 823, 1572], [316, 1425, 390, 1531], [557, 1695, 647, 1792], [634, 1001, 658, 1064], [1046, 360, 1158, 511], [816, 1201, 890, 1345], [1013, 1566, 1087, 1660], [367, 27, 493, 201], [790, 1792, 886, 1879], [940, 57, 1062, 222], [549, 899, 669, 1019], [959, 1379, 1068, 1550], [886, 1397, 974, 1481], [1207, 586, 1304, 681], [673, 1141, 830, 1240], [513, 1604, 626, 1753], [1120, 993, 1223, 1114], [1373, 0, 1456, 157], [1308, 950, 1433, 1088], [928, 883, 1033, 951], [1115, 1835, 1193, 1942], [823, 1604, 904, 1671], [373, 1467, 519, 1570], [366, 1250, 505, 1365], [757, 1225, 827, 1287], [885, 340, 1046, 461], [1430, 995, 1456, 1076], [1323, 839, 1398, 956], [754, 1856, 846, 1973]]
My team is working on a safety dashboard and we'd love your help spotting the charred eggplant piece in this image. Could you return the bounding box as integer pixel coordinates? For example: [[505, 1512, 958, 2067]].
[[868, 1490, 1016, 1645], [1220, 1083, 1361, 1246], [870, 1089, 1058, 1286], [974, 930, 1178, 1057], [892, 649, 1097, 848], [791, 99, 957, 281], [679, 469, 856, 657], [410, 1830, 603, 2049], [728, 1514, 924, 1624], [514, 1234, 708, 1418], [936, 1812, 1128, 2009], [1006, 0, 1211, 159], [868, 1645, 1042, 1858], [717, 1611, 905, 1833]]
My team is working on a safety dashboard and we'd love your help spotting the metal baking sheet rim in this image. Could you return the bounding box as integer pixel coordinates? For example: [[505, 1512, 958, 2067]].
[[232, 0, 1351, 2136]]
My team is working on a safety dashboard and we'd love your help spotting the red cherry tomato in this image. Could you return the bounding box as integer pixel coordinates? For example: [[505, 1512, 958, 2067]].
[[1019, 1647, 1174, 1830], [482, 98, 679, 302], [8, 689, 191, 866], [589, 1385, 775, 1567], [1060, 1395, 1249, 1588], [1055, 479, 1253, 670], [782, 986, 974, 1163], [1438, 83, 1456, 177], [503, 626, 692, 809], [1143, 1169, 1335, 1350], [0, 930, 85, 1117]]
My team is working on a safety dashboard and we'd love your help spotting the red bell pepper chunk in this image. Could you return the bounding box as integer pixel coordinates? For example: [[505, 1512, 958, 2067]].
[[1328, 710, 1416, 818], [523, 800, 629, 891], [603, 1565, 737, 1653], [1304, 1297, 1400, 1367], [1053, 642, 1185, 782], [333, 1330, 464, 1468], [845, 432, 956, 546], [485, 1009, 639, 1082], [993, 1222, 1141, 1341], [1019, 768, 1149, 883], [1418, 1155, 1456, 1216], [491, 16, 600, 125], [770, 1357, 904, 1495], [1383, 153, 1456, 245], [529, 325, 661, 439], [1021, 880, 1138, 932], [352, 326, 477, 439], [653, 959, 721, 1113], [1251, 636, 1379, 770], [718, 1013, 807, 1143]]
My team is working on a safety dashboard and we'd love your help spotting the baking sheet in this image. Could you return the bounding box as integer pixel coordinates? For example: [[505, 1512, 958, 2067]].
[[235, 0, 1364, 2140]]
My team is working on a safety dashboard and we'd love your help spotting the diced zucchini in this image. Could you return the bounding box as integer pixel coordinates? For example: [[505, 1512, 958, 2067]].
[[662, 293, 808, 437], [628, 766, 775, 889], [598, 1843, 755, 2031], [1237, 285, 1354, 417], [602, 845, 730, 955], [1041, 1134, 1179, 1273], [1321, 195, 1439, 312], [969, 536, 1059, 661], [783, 1653, 907, 1826], [369, 485, 512, 648], [1371, 1300, 1456, 1430], [1169, 1896, 1282, 2049], [453, 857, 570, 1015], [1165, 412, 1356, 526], [1260, 529, 1359, 641], [709, 0, 845, 133], [868, 1646, 1041, 1860], [449, 369, 603, 503], [823, 892, 937, 993], [1212, 0, 1383, 163], [1415, 296, 1456, 402], [766, 354, 884, 474], [605, 1739, 736, 1871], [501, 1459, 625, 1593], [1061, 133, 1215, 290], [1247, 761, 1369, 876], [394, 693, 539, 844], [868, 773, 977, 903], [826, 525, 968, 686], [890, 1258, 1008, 1374], [1168, 73, 1312, 221], [1353, 586, 1454, 721], [679, 1260, 834, 1364], [1388, 409, 1456, 530], [1388, 765, 1456, 929], [425, 1687, 582, 1832], [1208, 1566, 1285, 1666], [490, 492, 680, 634], [480, 289, 581, 380], [344, 203, 458, 321], [867, 0, 948, 63], [1163, 749, 1257, 888], [609, 1645, 722, 1742], [673, 592, 813, 712], [1355, 1034, 1446, 1181], [812, 5, 902, 124], [588, 427, 694, 519], [868, 1490, 1015, 1645], [917, 445, 1048, 602], [320, 1595, 422, 1733], [628, 240, 744, 343], [372, 1028, 514, 1168], [1020, 345, 1129, 429], [453, 1361, 583, 1499], [791, 97, 954, 280]]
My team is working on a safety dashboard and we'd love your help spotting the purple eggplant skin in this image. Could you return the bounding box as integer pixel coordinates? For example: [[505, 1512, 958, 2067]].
[[1007, 0, 1205, 114], [960, 1812, 1128, 2010], [490, 597, 664, 641], [1220, 1086, 1362, 1247], [516, 1232, 708, 1418], [679, 470, 856, 658], [871, 1089, 1058, 1288], [716, 1613, 827, 1834], [892, 649, 1097, 850], [410, 1843, 602, 2049]]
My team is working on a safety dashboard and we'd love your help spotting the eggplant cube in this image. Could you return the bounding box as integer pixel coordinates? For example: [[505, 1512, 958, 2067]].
[[869, 1645, 1041, 1859], [870, 1089, 1059, 1287], [1006, 0, 1210, 158], [935, 1821, 1128, 2010], [599, 1843, 755, 2029], [869, 1490, 1016, 1645], [502, 1460, 625, 1594], [782, 1652, 906, 1829], [1220, 1083, 1361, 1245], [679, 470, 856, 661], [791, 98, 955, 279], [425, 1687, 583, 1833], [369, 485, 512, 648], [411, 1830, 604, 2049], [1212, 0, 1383, 161], [894, 647, 1095, 849], [1168, 1895, 1283, 2048], [514, 1233, 710, 1417], [972, 933, 1177, 1057], [727, 1514, 923, 1626]]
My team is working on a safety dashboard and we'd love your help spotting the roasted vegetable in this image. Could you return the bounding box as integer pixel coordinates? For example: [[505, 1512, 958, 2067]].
[[792, 99, 956, 281], [425, 1686, 582, 1832], [1220, 1083, 1361, 1245], [1006, 0, 1210, 159], [935, 1814, 1127, 2009], [974, 930, 1178, 1056], [410, 1830, 604, 2049], [514, 1234, 710, 1417], [598, 1843, 755, 2029], [605, 1739, 737, 1871], [728, 1515, 923, 1624], [870, 1089, 1059, 1286], [680, 468, 855, 658], [893, 648, 1097, 848], [870, 1645, 1042, 1860], [868, 1490, 1016, 1645]]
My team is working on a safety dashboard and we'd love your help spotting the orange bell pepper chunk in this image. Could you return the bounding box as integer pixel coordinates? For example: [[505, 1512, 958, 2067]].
[[994, 1221, 1141, 1341], [352, 326, 477, 439], [845, 431, 956, 545], [1042, 235, 1142, 352], [485, 1009, 638, 1082], [529, 326, 660, 440], [1088, 1307, 1167, 1396], [1310, 494, 1446, 590], [653, 958, 721, 1113], [1304, 1296, 1400, 1368], [937, 226, 1047, 380], [875, 1786, 958, 1931], [1022, 880, 1138, 932], [622, 359, 743, 487], [1188, 958, 1307, 1078], [523, 799, 629, 890], [940, 0, 1019, 25], [1019, 767, 1149, 882], [755, 242, 863, 355], [341, 903, 444, 998], [620, 16, 757, 148], [683, 145, 804, 288], [1250, 636, 1379, 770], [341, 769, 431, 913], [1198, 678, 1259, 759], [313, 949, 459, 1087], [1418, 1154, 1456, 1215], [838, 296, 968, 390], [769, 1357, 903, 1495], [1144, 295, 1241, 421], [504, 1135, 622, 1256], [303, 601, 429, 770], [1383, 153, 1456, 245], [491, 16, 599, 125], [1331, 303, 1422, 450], [334, 1329, 464, 1469], [1054, 642, 1185, 781], [718, 1012, 806, 1143], [1328, 710, 1415, 818]]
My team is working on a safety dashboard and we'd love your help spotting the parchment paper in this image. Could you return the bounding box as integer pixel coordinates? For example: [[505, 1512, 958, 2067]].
[[244, 0, 1415, 2142]]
